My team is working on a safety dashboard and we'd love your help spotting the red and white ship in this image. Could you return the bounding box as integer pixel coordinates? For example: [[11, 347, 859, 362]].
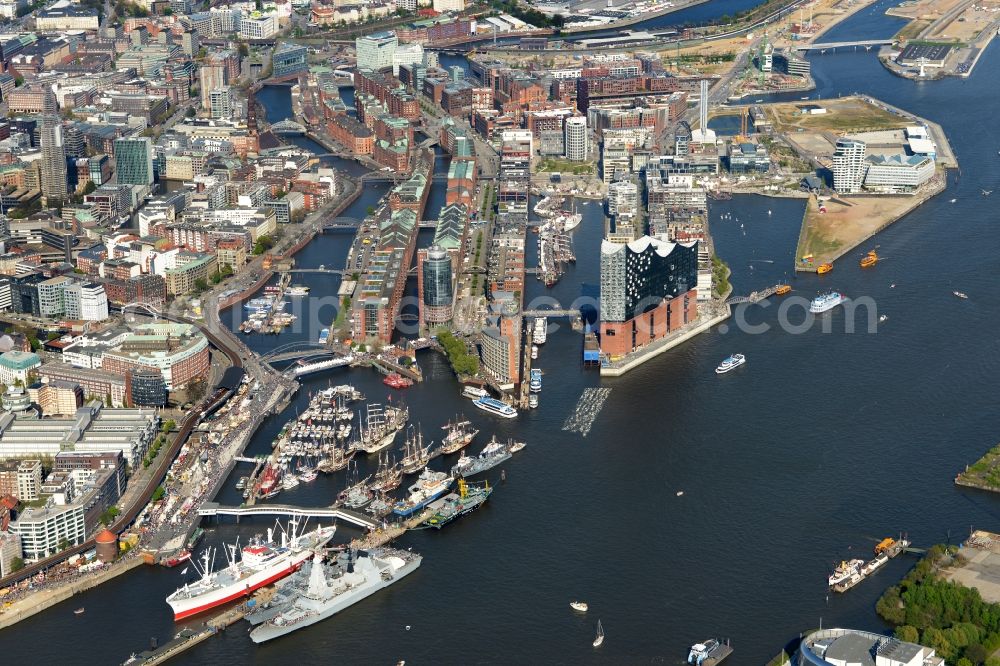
[[383, 372, 413, 389], [165, 520, 335, 620]]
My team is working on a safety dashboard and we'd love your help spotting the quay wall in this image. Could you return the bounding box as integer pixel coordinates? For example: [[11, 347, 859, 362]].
[[600, 309, 731, 377], [794, 176, 946, 273], [216, 176, 361, 311], [0, 557, 144, 630]]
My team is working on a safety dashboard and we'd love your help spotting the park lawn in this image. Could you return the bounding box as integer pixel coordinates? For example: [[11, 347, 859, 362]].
[[536, 158, 596, 175]]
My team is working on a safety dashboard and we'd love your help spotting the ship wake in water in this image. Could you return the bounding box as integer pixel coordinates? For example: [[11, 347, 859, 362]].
[[561, 388, 612, 437]]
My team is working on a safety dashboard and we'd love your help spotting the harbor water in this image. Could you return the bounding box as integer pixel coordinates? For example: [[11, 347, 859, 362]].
[[5, 3, 1000, 663]]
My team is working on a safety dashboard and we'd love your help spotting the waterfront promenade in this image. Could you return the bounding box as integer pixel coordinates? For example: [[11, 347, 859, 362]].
[[0, 557, 144, 630]]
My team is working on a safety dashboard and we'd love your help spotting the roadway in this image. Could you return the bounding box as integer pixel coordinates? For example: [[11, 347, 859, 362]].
[[478, 0, 810, 54]]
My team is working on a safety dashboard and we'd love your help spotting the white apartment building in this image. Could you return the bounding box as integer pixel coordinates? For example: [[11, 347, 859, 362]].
[[11, 502, 86, 560], [240, 13, 278, 40], [832, 137, 867, 194], [564, 116, 588, 161]]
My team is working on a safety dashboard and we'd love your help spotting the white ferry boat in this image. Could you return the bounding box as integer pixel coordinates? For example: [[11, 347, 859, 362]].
[[532, 317, 547, 345], [287, 286, 310, 296], [715, 354, 745, 375], [809, 292, 844, 314], [529, 369, 542, 393], [473, 396, 518, 419], [462, 385, 488, 399]]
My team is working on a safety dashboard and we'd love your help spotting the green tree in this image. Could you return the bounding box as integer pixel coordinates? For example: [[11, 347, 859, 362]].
[[210, 270, 223, 284], [46, 331, 60, 341], [194, 277, 208, 292], [185, 107, 196, 118], [966, 643, 988, 665], [105, 392, 112, 406], [151, 485, 165, 502], [253, 235, 274, 255], [163, 419, 176, 432], [10, 556, 23, 572], [895, 626, 920, 643], [57, 537, 69, 551]]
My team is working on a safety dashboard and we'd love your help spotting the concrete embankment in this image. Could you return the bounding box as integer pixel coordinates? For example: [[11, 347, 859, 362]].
[[0, 557, 144, 630]]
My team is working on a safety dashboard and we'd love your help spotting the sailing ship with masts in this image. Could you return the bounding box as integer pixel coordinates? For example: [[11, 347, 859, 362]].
[[438, 417, 478, 455], [400, 425, 435, 475]]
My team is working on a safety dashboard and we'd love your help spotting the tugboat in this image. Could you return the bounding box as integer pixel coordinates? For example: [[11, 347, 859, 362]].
[[422, 479, 492, 529], [715, 354, 745, 375], [383, 372, 413, 389], [439, 417, 478, 455]]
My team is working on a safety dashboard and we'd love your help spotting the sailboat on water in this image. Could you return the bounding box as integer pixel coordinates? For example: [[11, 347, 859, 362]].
[[593, 620, 605, 647]]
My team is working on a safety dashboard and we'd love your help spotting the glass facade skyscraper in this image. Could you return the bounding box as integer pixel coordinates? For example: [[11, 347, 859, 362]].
[[114, 136, 154, 186], [421, 245, 453, 325]]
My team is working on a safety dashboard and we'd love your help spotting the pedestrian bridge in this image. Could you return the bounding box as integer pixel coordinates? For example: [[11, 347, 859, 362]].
[[262, 341, 335, 364], [726, 285, 782, 305], [198, 502, 377, 529], [271, 119, 307, 134], [795, 39, 892, 51], [282, 268, 345, 275], [522, 309, 581, 318]]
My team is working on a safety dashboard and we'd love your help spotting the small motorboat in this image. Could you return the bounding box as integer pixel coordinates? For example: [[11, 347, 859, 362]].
[[593, 620, 605, 648], [571, 601, 589, 612], [879, 315, 888, 323], [508, 441, 526, 453], [954, 291, 969, 299], [74, 608, 85, 615], [676, 491, 684, 497], [949, 198, 957, 203]]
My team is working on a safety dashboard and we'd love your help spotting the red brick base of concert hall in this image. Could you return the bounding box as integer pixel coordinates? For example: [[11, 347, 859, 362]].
[[599, 290, 697, 357]]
